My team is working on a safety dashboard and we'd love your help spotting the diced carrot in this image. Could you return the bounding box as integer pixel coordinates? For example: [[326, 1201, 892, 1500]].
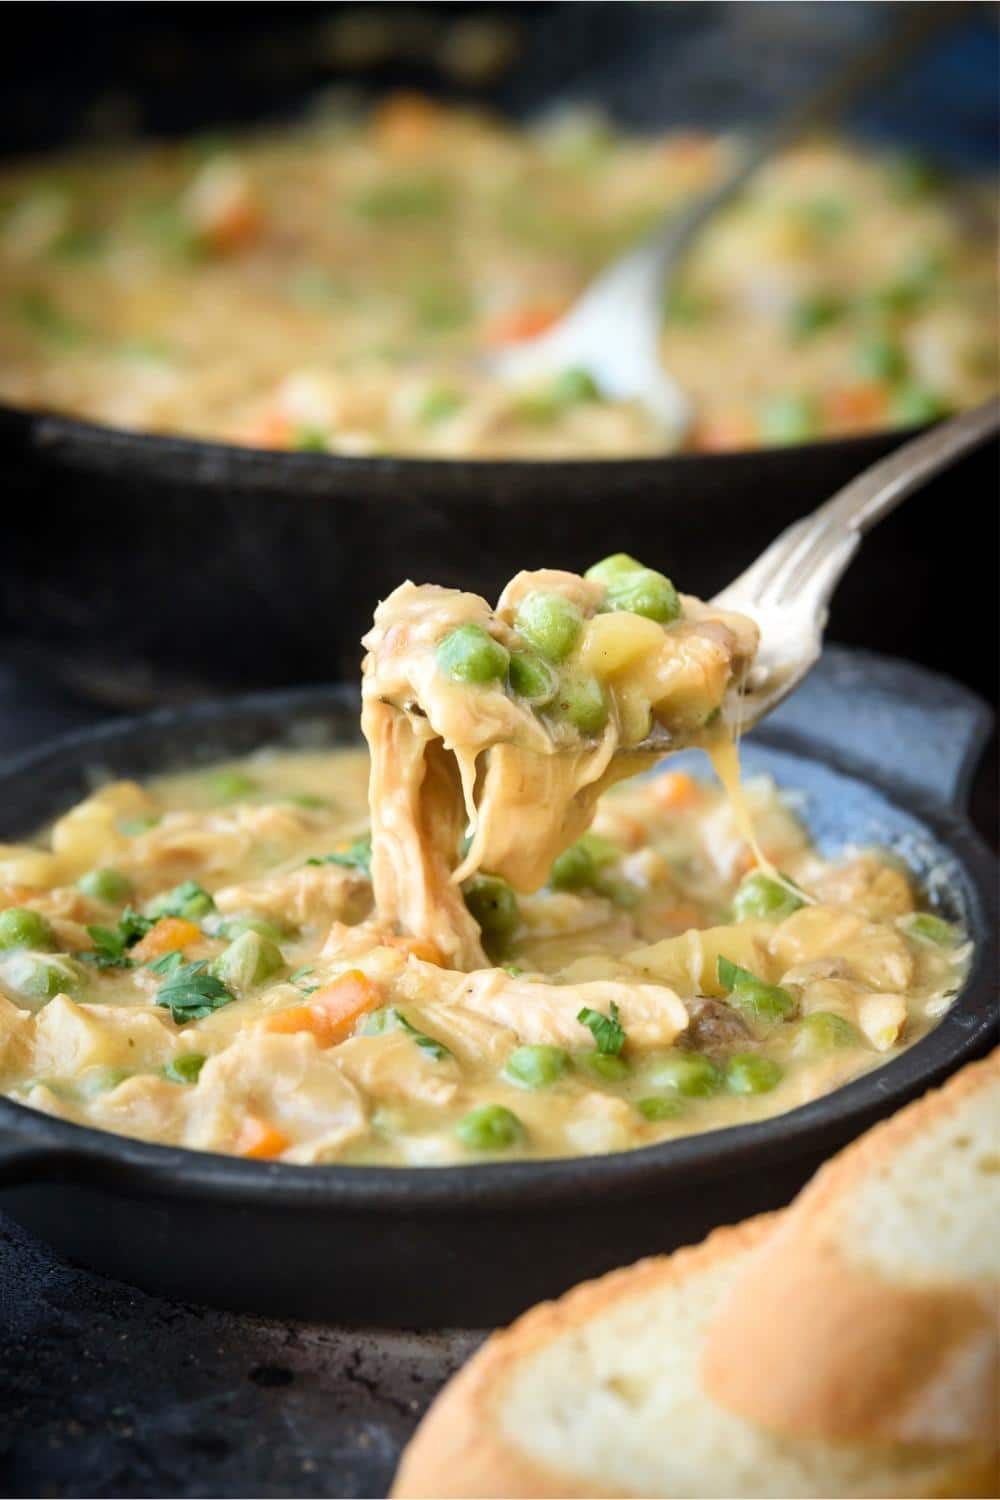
[[373, 91, 440, 154], [823, 383, 889, 430], [200, 197, 262, 254], [382, 934, 445, 966], [130, 916, 203, 963], [483, 303, 563, 346], [692, 414, 755, 453], [251, 410, 292, 450], [262, 969, 381, 1048], [734, 847, 757, 879], [661, 130, 714, 165], [238, 1116, 290, 1160], [653, 771, 701, 812], [659, 903, 704, 931]]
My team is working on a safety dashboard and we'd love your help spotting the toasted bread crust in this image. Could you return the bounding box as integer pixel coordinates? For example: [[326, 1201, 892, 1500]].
[[392, 1202, 996, 1498], [701, 1051, 1000, 1447], [392, 1217, 775, 1498]]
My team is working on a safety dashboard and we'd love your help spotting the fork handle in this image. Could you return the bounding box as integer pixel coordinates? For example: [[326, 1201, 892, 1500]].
[[817, 399, 1000, 538], [713, 399, 999, 620]]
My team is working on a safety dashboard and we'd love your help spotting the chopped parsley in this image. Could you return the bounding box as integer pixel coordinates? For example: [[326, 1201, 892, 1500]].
[[306, 835, 371, 875], [83, 908, 155, 969], [146, 950, 185, 976], [576, 1001, 626, 1055], [146, 880, 214, 921], [395, 1011, 452, 1062], [289, 964, 318, 996], [363, 1006, 452, 1061], [156, 960, 234, 1024]]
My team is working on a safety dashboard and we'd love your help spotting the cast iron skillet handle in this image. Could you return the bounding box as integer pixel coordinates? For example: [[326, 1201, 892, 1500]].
[[765, 646, 993, 812]]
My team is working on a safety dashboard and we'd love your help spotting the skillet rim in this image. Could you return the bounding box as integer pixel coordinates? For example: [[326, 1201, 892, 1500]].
[[0, 398, 929, 484], [0, 684, 994, 1210]]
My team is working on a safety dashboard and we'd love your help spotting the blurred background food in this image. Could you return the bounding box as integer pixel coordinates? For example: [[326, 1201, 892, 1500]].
[[0, 3, 995, 746], [0, 107, 995, 457]]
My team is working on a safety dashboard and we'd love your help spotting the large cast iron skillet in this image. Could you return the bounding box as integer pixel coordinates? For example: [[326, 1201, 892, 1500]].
[[2, 4, 997, 699], [0, 651, 994, 1326]]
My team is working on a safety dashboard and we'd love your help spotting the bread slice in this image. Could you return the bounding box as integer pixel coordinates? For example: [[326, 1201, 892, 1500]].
[[701, 1050, 1000, 1447], [392, 1214, 994, 1499]]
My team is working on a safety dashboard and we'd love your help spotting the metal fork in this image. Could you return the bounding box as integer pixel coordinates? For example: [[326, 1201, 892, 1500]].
[[486, 4, 962, 441], [708, 400, 999, 733]]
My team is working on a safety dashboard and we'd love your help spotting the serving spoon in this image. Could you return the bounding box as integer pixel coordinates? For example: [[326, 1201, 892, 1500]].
[[683, 399, 1000, 743], [486, 4, 963, 440]]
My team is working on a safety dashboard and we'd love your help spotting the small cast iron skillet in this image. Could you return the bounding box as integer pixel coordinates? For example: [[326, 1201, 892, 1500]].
[[0, 653, 995, 1326]]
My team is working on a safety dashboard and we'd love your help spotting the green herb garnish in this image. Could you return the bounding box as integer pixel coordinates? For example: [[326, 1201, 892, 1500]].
[[306, 835, 372, 875], [84, 908, 155, 969], [576, 1000, 626, 1055], [156, 960, 234, 1024]]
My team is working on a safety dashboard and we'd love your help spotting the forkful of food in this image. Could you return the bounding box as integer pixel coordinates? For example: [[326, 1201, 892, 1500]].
[[362, 400, 997, 966]]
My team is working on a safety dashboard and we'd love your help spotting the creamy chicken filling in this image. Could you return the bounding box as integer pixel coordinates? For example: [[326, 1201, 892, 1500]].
[[362, 558, 758, 966]]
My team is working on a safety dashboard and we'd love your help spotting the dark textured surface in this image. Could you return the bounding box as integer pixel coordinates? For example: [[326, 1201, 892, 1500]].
[[0, 1215, 483, 1498]]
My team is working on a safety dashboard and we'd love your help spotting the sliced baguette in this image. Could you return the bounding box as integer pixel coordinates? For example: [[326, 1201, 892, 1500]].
[[702, 1049, 1000, 1447], [392, 1214, 993, 1499]]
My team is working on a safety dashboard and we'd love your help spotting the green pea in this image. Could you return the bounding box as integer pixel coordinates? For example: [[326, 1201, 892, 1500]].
[[80, 1066, 131, 1097], [593, 875, 640, 909], [164, 1052, 207, 1084], [579, 1051, 629, 1082], [603, 568, 680, 624], [504, 1044, 568, 1089], [552, 673, 608, 735], [514, 592, 583, 662], [725, 1052, 783, 1094], [549, 842, 596, 892], [644, 1050, 723, 1097], [464, 875, 519, 958], [887, 152, 943, 201], [732, 872, 804, 922], [585, 553, 645, 585], [663, 286, 710, 325], [0, 908, 56, 951], [717, 956, 797, 1023], [118, 814, 160, 836], [513, 391, 560, 426], [795, 196, 850, 237], [78, 868, 132, 905], [786, 293, 844, 341], [549, 831, 619, 892], [795, 1011, 859, 1053], [213, 931, 283, 989], [292, 427, 329, 453], [205, 769, 258, 802], [507, 651, 558, 706], [418, 386, 463, 426], [891, 385, 948, 427], [854, 335, 907, 383], [455, 1103, 525, 1151], [1, 952, 77, 1003], [758, 394, 818, 445], [220, 914, 292, 943], [551, 367, 601, 405], [905, 912, 960, 947], [286, 792, 327, 809], [637, 1095, 684, 1121], [436, 624, 510, 685]]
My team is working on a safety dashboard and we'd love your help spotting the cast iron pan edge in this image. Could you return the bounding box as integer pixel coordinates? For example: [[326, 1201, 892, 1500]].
[[0, 661, 994, 1323]]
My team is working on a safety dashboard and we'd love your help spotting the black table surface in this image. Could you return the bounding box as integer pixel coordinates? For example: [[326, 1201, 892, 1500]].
[[0, 649, 994, 1499]]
